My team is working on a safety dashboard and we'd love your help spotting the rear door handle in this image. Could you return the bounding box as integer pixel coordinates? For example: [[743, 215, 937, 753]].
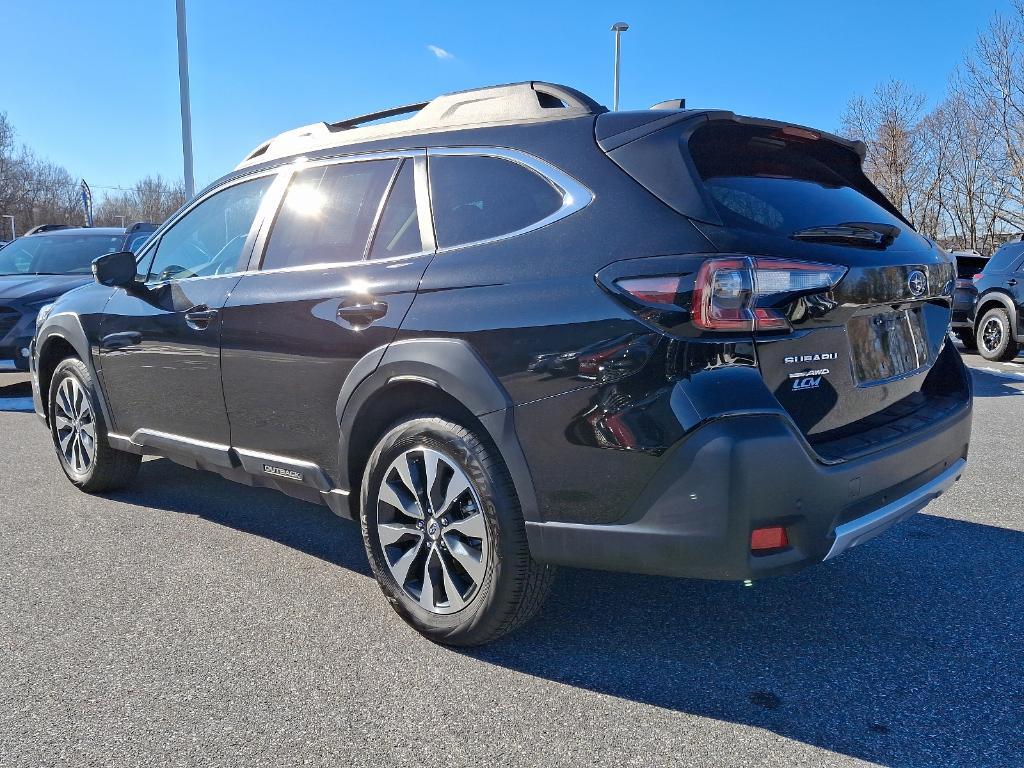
[[184, 306, 218, 330], [337, 299, 388, 323], [100, 331, 142, 350]]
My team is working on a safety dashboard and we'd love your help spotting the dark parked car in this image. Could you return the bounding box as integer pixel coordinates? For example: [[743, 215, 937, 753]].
[[0, 224, 154, 371], [967, 242, 1024, 360], [31, 82, 971, 645], [950, 250, 988, 349]]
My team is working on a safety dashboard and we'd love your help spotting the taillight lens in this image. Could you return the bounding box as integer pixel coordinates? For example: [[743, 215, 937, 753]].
[[693, 257, 846, 332]]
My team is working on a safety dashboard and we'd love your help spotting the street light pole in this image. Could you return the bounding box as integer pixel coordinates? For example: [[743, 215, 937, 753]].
[[611, 22, 629, 111], [175, 0, 195, 199], [1, 215, 14, 240]]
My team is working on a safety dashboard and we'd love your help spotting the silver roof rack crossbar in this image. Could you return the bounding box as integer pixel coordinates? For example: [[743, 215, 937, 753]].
[[238, 81, 606, 169], [329, 101, 430, 132]]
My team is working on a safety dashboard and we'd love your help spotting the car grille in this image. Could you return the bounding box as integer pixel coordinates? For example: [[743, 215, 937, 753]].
[[0, 307, 19, 338]]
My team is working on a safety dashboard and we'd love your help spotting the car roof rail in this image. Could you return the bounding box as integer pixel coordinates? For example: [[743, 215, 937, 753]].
[[238, 81, 607, 169], [24, 224, 73, 235]]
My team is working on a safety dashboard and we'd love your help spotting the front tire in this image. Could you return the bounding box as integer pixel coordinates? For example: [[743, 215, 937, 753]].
[[360, 415, 554, 646], [48, 358, 141, 492], [977, 308, 1020, 361]]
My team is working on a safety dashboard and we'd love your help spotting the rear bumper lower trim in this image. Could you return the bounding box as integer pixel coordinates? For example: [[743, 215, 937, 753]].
[[823, 458, 966, 561]]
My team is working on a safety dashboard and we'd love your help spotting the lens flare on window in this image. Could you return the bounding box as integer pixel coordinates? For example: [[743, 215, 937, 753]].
[[285, 184, 326, 217]]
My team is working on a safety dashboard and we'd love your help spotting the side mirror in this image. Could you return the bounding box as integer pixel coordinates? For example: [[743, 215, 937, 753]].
[[92, 251, 138, 288]]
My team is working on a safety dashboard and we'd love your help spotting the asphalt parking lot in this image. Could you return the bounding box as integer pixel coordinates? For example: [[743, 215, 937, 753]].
[[1, 355, 1022, 768]]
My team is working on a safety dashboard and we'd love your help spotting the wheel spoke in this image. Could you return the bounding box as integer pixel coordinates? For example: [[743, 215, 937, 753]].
[[71, 435, 84, 472], [56, 382, 74, 420], [445, 538, 485, 584], [394, 452, 419, 497], [53, 413, 73, 431], [389, 540, 423, 586], [437, 553, 466, 611], [378, 522, 421, 547], [437, 473, 471, 518], [443, 511, 485, 540], [422, 449, 442, 515], [378, 480, 423, 520], [419, 550, 437, 610]]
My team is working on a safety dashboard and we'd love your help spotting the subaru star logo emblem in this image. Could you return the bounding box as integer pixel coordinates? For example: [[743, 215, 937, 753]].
[[907, 270, 927, 297]]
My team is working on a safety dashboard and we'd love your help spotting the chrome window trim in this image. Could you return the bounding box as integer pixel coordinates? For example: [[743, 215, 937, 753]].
[[426, 146, 594, 252]]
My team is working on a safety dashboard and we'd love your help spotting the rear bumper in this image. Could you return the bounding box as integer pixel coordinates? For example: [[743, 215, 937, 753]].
[[527, 397, 971, 580]]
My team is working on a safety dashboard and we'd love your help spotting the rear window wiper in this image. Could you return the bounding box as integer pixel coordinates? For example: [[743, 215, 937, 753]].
[[791, 222, 901, 248]]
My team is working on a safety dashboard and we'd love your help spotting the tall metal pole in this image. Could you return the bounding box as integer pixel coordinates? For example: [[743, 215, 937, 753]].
[[611, 22, 629, 111], [175, 0, 195, 199], [1, 215, 14, 240]]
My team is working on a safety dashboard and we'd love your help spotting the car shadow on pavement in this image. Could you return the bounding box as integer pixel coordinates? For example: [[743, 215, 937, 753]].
[[969, 366, 1024, 398], [116, 459, 1022, 766], [471, 513, 1024, 766], [110, 457, 373, 576]]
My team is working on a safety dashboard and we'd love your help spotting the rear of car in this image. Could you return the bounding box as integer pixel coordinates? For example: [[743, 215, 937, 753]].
[[527, 111, 970, 579]]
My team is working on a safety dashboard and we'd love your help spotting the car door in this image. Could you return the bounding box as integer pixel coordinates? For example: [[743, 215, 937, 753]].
[[219, 152, 434, 485], [96, 172, 283, 447]]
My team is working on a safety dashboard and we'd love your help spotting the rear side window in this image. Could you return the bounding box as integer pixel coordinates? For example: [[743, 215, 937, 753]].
[[262, 159, 398, 270], [689, 123, 911, 239], [369, 160, 423, 259], [429, 155, 562, 248], [983, 245, 1022, 273]]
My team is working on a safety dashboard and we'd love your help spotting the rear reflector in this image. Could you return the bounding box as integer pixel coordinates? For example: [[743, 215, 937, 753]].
[[751, 526, 789, 551]]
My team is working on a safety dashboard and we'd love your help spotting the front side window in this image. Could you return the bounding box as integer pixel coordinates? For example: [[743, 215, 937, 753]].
[[146, 176, 273, 283], [261, 159, 398, 270], [428, 155, 563, 249]]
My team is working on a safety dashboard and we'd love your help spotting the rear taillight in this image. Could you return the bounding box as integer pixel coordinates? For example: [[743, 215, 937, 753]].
[[692, 257, 846, 332], [973, 273, 983, 280]]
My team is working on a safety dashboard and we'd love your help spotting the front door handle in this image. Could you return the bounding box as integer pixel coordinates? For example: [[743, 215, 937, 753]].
[[337, 299, 388, 324], [100, 331, 142, 351], [184, 305, 218, 331], [1008, 278, 1018, 287]]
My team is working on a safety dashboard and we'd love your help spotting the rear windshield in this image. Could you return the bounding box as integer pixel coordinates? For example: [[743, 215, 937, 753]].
[[689, 123, 908, 239], [955, 255, 988, 278]]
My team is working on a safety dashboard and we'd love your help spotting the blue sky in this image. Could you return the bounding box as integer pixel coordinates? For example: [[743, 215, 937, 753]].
[[2, 0, 1015, 192]]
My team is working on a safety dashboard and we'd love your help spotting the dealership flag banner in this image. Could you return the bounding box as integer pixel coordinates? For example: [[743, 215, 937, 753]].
[[80, 179, 94, 227]]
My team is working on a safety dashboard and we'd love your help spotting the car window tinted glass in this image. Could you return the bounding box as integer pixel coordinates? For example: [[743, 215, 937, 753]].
[[429, 155, 563, 248], [984, 245, 1022, 273], [688, 123, 923, 246], [147, 176, 273, 282], [369, 160, 423, 259], [262, 159, 398, 270], [127, 232, 152, 253], [0, 233, 125, 276]]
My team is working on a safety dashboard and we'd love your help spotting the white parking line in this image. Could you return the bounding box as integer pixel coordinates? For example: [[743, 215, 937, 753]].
[[0, 397, 35, 413], [976, 366, 1024, 381]]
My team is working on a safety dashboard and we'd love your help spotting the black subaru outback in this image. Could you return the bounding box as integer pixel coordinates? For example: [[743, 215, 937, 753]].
[[32, 82, 971, 645]]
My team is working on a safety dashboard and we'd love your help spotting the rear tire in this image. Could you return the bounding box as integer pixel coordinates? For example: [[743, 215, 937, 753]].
[[48, 358, 141, 492], [360, 415, 554, 646], [977, 308, 1020, 361]]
